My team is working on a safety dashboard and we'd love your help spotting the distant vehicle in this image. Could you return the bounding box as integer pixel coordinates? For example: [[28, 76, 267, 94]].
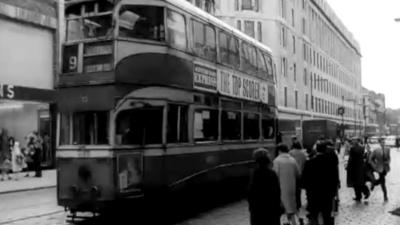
[[302, 120, 338, 151], [369, 136, 380, 144], [385, 135, 396, 147]]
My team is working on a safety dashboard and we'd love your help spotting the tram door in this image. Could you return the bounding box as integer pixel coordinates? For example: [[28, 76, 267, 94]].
[[38, 109, 52, 167]]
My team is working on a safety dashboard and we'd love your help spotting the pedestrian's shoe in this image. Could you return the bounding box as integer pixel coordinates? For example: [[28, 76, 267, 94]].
[[364, 191, 370, 199], [384, 196, 389, 202]]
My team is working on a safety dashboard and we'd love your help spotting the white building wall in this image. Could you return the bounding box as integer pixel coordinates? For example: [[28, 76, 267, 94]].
[[0, 18, 54, 90], [215, 0, 363, 126]]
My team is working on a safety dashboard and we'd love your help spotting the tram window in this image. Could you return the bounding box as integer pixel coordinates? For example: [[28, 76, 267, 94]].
[[73, 111, 108, 145], [244, 112, 260, 140], [241, 42, 257, 73], [265, 54, 274, 78], [118, 6, 165, 41], [257, 50, 268, 73], [60, 113, 71, 145], [167, 9, 187, 49], [194, 109, 218, 142], [262, 117, 275, 139], [221, 111, 241, 141], [167, 105, 189, 143], [192, 20, 216, 61], [205, 25, 216, 60], [219, 31, 229, 65], [229, 37, 240, 68], [67, 15, 112, 41], [115, 106, 163, 145]]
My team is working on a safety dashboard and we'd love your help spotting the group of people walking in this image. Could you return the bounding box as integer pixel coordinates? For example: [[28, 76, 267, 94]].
[[347, 137, 390, 202], [0, 131, 43, 180], [248, 135, 391, 225]]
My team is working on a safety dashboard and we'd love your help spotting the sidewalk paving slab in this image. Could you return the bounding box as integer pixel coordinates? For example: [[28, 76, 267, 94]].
[[0, 169, 56, 194]]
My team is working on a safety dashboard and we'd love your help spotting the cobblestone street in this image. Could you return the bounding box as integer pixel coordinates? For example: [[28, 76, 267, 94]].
[[177, 148, 400, 225]]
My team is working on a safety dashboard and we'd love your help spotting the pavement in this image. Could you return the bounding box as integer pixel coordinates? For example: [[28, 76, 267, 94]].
[[0, 169, 56, 195]]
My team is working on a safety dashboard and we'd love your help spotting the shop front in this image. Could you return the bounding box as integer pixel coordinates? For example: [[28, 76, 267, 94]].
[[0, 84, 56, 168]]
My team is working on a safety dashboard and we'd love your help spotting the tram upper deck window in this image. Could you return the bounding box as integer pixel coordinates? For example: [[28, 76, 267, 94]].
[[194, 109, 218, 142], [66, 2, 113, 41], [118, 6, 165, 41], [192, 20, 217, 61], [221, 110, 241, 141], [167, 9, 187, 49], [115, 106, 163, 145], [73, 111, 109, 145]]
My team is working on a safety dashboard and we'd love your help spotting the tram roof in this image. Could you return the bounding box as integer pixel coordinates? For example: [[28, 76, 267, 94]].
[[166, 0, 272, 54]]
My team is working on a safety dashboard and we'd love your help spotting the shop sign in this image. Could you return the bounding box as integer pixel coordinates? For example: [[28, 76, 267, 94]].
[[0, 84, 15, 99]]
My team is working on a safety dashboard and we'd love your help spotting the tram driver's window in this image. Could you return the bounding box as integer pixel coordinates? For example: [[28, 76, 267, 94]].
[[73, 111, 108, 145], [194, 109, 218, 142], [119, 5, 165, 41], [221, 111, 241, 141], [115, 106, 163, 145], [244, 112, 260, 140]]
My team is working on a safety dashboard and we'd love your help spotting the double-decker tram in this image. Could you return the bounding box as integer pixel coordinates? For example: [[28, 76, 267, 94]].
[[57, 0, 277, 213]]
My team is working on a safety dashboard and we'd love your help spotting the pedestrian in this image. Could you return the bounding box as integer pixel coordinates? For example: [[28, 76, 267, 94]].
[[274, 144, 300, 225], [27, 131, 43, 178], [248, 148, 282, 225], [369, 138, 390, 201], [347, 138, 370, 202], [302, 141, 339, 225], [11, 141, 26, 180], [395, 136, 400, 150], [289, 141, 307, 210]]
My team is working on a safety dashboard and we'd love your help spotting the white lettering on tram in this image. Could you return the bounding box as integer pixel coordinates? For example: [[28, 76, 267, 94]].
[[194, 63, 270, 104], [0, 84, 15, 99]]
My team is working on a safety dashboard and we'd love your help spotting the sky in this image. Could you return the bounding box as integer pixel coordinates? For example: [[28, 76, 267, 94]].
[[327, 0, 400, 109]]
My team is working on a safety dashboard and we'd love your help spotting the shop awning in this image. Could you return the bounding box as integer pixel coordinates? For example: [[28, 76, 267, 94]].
[[0, 84, 55, 103]]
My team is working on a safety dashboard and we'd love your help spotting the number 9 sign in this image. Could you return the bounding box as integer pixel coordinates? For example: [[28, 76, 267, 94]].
[[69, 56, 78, 70]]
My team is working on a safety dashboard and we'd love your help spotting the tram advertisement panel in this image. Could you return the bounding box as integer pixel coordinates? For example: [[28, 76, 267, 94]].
[[117, 153, 143, 192], [193, 63, 269, 104]]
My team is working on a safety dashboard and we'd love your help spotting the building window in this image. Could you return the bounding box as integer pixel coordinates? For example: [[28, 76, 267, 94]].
[[305, 94, 309, 110], [292, 35, 296, 54], [195, 0, 202, 8], [244, 20, 255, 38], [291, 8, 295, 27], [237, 20, 242, 30], [302, 18, 306, 34], [235, 0, 240, 11], [284, 87, 288, 107], [302, 0, 306, 10], [303, 68, 307, 86], [257, 21, 262, 41], [281, 0, 286, 19], [295, 90, 298, 109], [293, 63, 296, 81], [281, 26, 287, 47], [242, 0, 259, 11], [303, 43, 307, 61], [282, 57, 287, 77]]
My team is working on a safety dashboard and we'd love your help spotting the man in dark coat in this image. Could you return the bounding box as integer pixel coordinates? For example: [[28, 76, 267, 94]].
[[303, 142, 339, 225], [248, 148, 282, 225], [347, 138, 369, 201]]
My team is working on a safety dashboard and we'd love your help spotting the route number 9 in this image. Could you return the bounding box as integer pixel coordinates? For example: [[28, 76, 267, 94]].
[[69, 56, 78, 70]]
